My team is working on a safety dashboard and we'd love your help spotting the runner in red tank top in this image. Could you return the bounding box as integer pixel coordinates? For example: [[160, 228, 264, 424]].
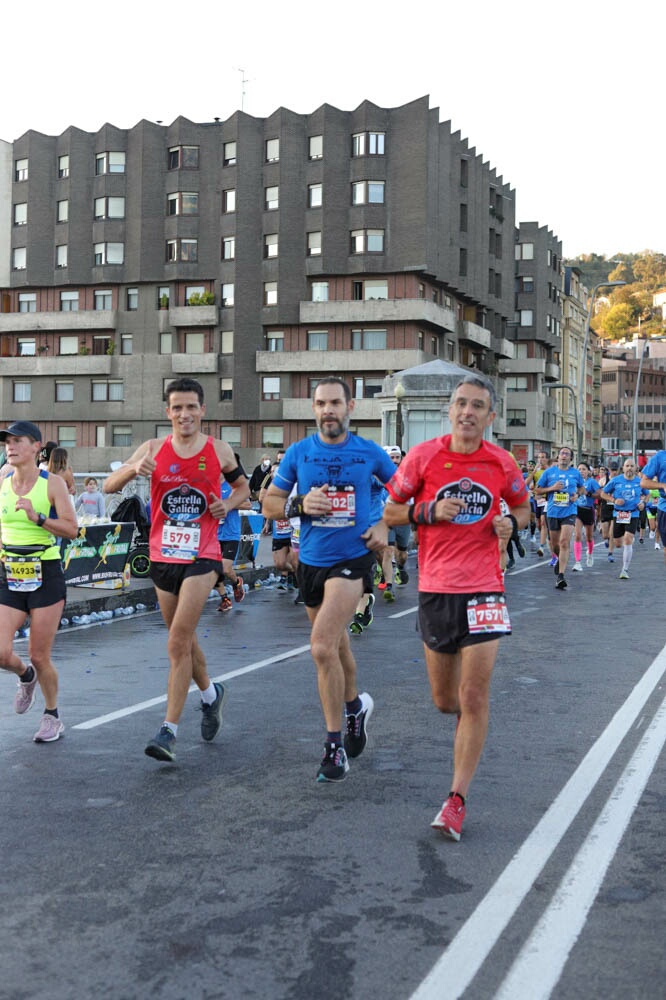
[[383, 374, 530, 841], [104, 377, 249, 762]]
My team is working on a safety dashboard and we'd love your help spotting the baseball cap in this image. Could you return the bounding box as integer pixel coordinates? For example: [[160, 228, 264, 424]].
[[0, 420, 42, 442], [384, 445, 402, 457], [609, 461, 619, 470]]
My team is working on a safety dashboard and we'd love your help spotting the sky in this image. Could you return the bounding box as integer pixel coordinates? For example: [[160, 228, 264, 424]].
[[2, 0, 663, 260]]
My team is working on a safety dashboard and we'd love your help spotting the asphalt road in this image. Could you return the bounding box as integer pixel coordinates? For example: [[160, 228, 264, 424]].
[[1, 536, 664, 1000]]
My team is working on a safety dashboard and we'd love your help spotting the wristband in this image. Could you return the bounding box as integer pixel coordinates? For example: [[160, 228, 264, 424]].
[[285, 494, 304, 519]]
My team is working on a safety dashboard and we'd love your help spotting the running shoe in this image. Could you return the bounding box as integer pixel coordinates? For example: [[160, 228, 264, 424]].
[[604, 540, 609, 548], [639, 537, 644, 545], [397, 568, 409, 585], [549, 554, 558, 567], [586, 553, 594, 567], [431, 793, 466, 841], [619, 569, 630, 580], [515, 536, 526, 558], [649, 530, 655, 539], [145, 724, 176, 762], [572, 562, 583, 572], [537, 546, 544, 557], [383, 584, 395, 602], [293, 591, 305, 605], [556, 573, 567, 590], [218, 596, 232, 612], [358, 593, 375, 628], [656, 542, 661, 550], [33, 714, 64, 743], [373, 564, 383, 586], [233, 576, 245, 603], [344, 692, 374, 758], [349, 619, 364, 636], [276, 577, 288, 591], [607, 554, 614, 563], [200, 682, 227, 742], [316, 742, 349, 782], [14, 668, 39, 715], [506, 558, 515, 571]]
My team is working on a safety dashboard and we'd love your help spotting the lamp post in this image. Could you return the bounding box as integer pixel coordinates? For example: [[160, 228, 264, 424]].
[[631, 334, 647, 462], [548, 383, 580, 457], [394, 381, 405, 450], [577, 280, 626, 461]]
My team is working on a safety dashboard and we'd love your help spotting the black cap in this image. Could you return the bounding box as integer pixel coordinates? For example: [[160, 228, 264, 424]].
[[0, 420, 42, 442], [609, 461, 619, 470]]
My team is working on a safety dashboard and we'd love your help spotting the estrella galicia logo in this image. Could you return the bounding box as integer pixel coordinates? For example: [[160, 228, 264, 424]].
[[161, 485, 207, 522], [435, 478, 493, 525]]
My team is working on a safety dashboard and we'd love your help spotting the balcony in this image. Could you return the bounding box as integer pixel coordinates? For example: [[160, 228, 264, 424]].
[[498, 358, 546, 375], [282, 397, 383, 421], [169, 306, 218, 327], [299, 298, 456, 332], [256, 349, 428, 373], [492, 337, 515, 359], [0, 355, 112, 375], [0, 310, 116, 332], [171, 353, 219, 374], [458, 320, 491, 350]]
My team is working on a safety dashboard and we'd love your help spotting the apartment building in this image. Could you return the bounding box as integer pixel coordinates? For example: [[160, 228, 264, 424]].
[[0, 96, 517, 470], [601, 343, 666, 454]]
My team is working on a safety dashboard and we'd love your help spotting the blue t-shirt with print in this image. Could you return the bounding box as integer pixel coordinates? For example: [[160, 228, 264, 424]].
[[274, 433, 396, 566], [642, 451, 666, 512], [603, 474, 647, 517], [577, 477, 600, 510], [217, 481, 241, 542], [538, 465, 584, 518]]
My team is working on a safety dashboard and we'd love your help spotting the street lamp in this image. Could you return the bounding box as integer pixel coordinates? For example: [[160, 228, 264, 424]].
[[631, 334, 648, 462], [577, 280, 626, 461], [548, 383, 580, 457], [394, 381, 405, 450]]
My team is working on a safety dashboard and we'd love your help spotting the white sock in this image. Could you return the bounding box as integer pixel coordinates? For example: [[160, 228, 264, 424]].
[[623, 546, 633, 570], [164, 721, 178, 736], [200, 683, 218, 705]]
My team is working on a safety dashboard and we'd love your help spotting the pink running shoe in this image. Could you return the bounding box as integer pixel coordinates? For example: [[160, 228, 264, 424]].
[[33, 714, 65, 743], [14, 669, 38, 715], [431, 793, 466, 841]]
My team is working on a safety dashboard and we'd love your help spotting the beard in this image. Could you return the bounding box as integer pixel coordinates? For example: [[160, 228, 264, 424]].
[[317, 412, 350, 439]]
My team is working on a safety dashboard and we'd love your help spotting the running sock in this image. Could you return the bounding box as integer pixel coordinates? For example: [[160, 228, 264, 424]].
[[164, 722, 178, 736], [623, 546, 633, 570], [587, 540, 595, 555], [345, 696, 362, 716], [573, 541, 582, 562], [20, 665, 35, 684], [44, 708, 59, 719], [200, 682, 218, 706], [326, 731, 342, 745]]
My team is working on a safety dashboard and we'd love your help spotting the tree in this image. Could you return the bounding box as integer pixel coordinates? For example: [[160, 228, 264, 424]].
[[599, 302, 635, 339], [633, 253, 666, 289]]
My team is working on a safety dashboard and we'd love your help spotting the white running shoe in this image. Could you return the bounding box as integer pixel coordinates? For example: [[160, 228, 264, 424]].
[[586, 553, 594, 567], [572, 562, 583, 572], [655, 542, 661, 550], [619, 569, 630, 580]]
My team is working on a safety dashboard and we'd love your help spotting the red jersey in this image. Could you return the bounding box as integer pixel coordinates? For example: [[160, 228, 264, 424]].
[[149, 435, 222, 563], [385, 435, 528, 594]]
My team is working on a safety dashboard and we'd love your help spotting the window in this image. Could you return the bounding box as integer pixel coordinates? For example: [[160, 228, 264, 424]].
[[18, 293, 36, 313], [158, 286, 170, 308], [167, 146, 198, 170], [363, 279, 388, 300], [519, 276, 534, 294], [57, 200, 68, 223], [353, 378, 383, 399], [112, 426, 132, 447], [58, 426, 77, 448], [59, 336, 78, 355], [460, 157, 469, 188], [459, 248, 467, 276], [18, 339, 35, 356], [266, 331, 283, 352], [351, 181, 385, 204], [96, 426, 106, 447], [515, 242, 534, 260], [94, 242, 124, 265], [93, 336, 111, 355], [14, 158, 28, 181], [55, 381, 74, 402], [308, 183, 322, 208], [351, 132, 385, 156], [13, 381, 31, 403], [311, 281, 328, 302], [165, 238, 197, 262], [505, 376, 528, 392], [222, 189, 236, 213], [307, 331, 328, 351], [221, 283, 235, 307], [351, 329, 387, 350], [94, 196, 125, 220], [520, 310, 534, 327], [221, 330, 234, 354], [94, 290, 112, 310], [262, 377, 280, 400], [460, 203, 468, 232], [96, 151, 126, 175], [13, 248, 26, 270], [307, 231, 321, 256], [223, 236, 235, 260], [350, 229, 384, 253], [13, 203, 27, 226], [58, 154, 69, 178], [184, 332, 205, 353], [220, 378, 233, 401], [126, 288, 138, 310], [221, 426, 241, 447], [262, 425, 284, 448], [167, 192, 198, 216], [507, 409, 527, 427], [160, 333, 173, 354], [265, 138, 279, 162], [56, 245, 68, 268], [309, 135, 323, 160], [264, 282, 278, 306], [264, 233, 278, 258], [223, 141, 237, 166], [92, 380, 124, 401], [265, 186, 279, 210], [121, 335, 133, 355], [185, 285, 205, 302], [60, 291, 79, 312]]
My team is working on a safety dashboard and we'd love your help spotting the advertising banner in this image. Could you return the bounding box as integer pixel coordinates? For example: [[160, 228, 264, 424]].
[[60, 522, 134, 589], [235, 512, 264, 567]]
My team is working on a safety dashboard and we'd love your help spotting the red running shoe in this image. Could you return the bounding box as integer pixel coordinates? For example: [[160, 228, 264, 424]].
[[431, 793, 466, 841], [233, 576, 245, 603]]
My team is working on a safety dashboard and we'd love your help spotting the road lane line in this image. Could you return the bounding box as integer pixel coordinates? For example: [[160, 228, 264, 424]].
[[496, 692, 666, 999], [72, 644, 312, 730], [409, 641, 666, 1000]]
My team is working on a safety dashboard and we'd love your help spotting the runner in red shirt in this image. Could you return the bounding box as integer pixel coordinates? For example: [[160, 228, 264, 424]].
[[384, 374, 530, 840]]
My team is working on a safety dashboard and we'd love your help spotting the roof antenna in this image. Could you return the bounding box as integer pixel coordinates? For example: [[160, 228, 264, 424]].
[[235, 67, 252, 112]]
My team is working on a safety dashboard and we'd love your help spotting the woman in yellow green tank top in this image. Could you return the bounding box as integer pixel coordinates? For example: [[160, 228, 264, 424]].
[[0, 421, 78, 744]]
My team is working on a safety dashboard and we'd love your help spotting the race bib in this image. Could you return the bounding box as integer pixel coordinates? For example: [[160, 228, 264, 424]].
[[161, 521, 201, 560], [274, 518, 292, 536], [615, 509, 631, 524], [312, 487, 356, 528], [467, 595, 511, 635], [4, 555, 43, 592], [553, 491, 569, 507], [536, 496, 547, 508]]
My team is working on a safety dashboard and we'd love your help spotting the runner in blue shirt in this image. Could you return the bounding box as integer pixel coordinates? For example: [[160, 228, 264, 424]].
[[534, 446, 584, 590], [640, 451, 666, 565], [214, 478, 249, 611], [572, 462, 600, 571], [601, 458, 648, 579], [262, 376, 396, 783]]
